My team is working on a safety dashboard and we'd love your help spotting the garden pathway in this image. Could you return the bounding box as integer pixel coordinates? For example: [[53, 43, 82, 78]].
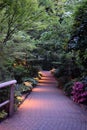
[[0, 71, 87, 130]]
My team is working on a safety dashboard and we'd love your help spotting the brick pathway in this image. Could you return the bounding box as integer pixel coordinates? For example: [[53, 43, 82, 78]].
[[0, 71, 87, 130]]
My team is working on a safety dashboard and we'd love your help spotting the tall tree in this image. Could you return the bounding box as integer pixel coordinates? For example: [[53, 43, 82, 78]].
[[0, 0, 47, 44], [68, 0, 87, 69]]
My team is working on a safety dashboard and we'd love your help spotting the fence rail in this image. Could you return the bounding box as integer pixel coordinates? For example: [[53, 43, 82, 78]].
[[0, 80, 17, 116]]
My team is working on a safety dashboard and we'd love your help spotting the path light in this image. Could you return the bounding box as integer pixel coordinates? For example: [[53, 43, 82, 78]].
[[13, 63, 17, 67], [23, 82, 33, 89], [50, 68, 56, 74], [34, 77, 39, 82], [38, 71, 43, 76], [38, 71, 43, 79]]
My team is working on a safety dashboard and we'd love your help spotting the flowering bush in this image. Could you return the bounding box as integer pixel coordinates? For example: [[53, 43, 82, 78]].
[[72, 82, 87, 104]]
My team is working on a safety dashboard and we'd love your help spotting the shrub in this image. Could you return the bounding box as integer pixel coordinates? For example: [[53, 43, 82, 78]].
[[63, 81, 74, 97], [53, 65, 70, 88], [14, 83, 32, 106], [72, 82, 87, 104], [13, 65, 27, 83], [54, 66, 68, 78], [27, 65, 41, 77], [0, 87, 10, 104], [81, 76, 87, 84], [23, 78, 38, 86]]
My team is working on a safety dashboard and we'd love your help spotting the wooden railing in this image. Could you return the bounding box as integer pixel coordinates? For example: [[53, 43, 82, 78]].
[[0, 80, 17, 116]]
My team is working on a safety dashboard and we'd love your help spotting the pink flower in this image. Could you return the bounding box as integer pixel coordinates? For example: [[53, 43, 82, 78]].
[[72, 81, 87, 104]]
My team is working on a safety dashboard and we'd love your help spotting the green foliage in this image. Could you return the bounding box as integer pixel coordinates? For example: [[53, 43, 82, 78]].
[[0, 0, 86, 116], [0, 0, 47, 44], [69, 0, 87, 50], [13, 65, 28, 83], [63, 81, 74, 96], [14, 82, 34, 107], [68, 0, 87, 74], [0, 87, 10, 103], [0, 0, 83, 79], [23, 78, 38, 86], [15, 84, 31, 95], [54, 67, 66, 78]]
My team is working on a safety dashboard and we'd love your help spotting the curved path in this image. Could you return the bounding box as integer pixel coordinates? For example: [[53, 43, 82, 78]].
[[0, 71, 87, 130]]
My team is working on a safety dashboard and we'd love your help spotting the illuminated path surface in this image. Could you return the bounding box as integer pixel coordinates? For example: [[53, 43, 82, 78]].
[[0, 71, 87, 130]]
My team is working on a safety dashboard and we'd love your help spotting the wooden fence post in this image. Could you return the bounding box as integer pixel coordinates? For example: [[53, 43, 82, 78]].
[[0, 80, 17, 117], [9, 84, 15, 116]]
